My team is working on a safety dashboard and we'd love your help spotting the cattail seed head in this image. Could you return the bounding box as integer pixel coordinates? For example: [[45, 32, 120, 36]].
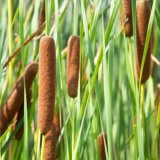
[[38, 36, 56, 135], [39, 0, 45, 27], [44, 123, 57, 160], [98, 133, 108, 160], [0, 62, 38, 136], [13, 89, 32, 140], [120, 0, 133, 37], [136, 0, 152, 83], [67, 35, 80, 98]]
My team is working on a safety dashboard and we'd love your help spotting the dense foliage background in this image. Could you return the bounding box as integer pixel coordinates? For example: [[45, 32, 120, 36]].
[[0, 0, 160, 159]]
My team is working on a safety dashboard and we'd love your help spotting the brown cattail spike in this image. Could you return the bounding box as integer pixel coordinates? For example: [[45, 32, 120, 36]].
[[0, 62, 38, 136], [38, 36, 56, 135], [67, 35, 80, 98], [13, 89, 32, 140], [39, 0, 45, 27], [120, 0, 133, 37], [44, 123, 57, 160], [98, 133, 108, 160], [136, 0, 152, 83]]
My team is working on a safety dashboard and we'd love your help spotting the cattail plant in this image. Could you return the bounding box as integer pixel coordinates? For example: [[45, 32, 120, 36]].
[[44, 123, 57, 160], [0, 62, 38, 136], [98, 133, 108, 160], [136, 0, 152, 83], [39, 0, 45, 27], [67, 35, 80, 98], [120, 0, 133, 37], [13, 89, 32, 140], [38, 36, 56, 135]]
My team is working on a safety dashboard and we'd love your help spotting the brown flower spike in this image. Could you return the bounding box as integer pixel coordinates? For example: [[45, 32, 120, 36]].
[[98, 133, 108, 160], [44, 123, 57, 160], [136, 0, 152, 83], [0, 62, 38, 136], [13, 89, 32, 140], [67, 35, 80, 98], [38, 36, 56, 135], [120, 0, 133, 37]]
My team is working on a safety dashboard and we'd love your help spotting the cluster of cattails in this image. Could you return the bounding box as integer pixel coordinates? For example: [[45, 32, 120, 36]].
[[120, 0, 154, 84], [67, 35, 80, 98], [38, 34, 80, 159], [0, 62, 38, 136], [1, 0, 158, 158], [98, 133, 108, 160], [120, 0, 133, 37], [0, 0, 92, 157]]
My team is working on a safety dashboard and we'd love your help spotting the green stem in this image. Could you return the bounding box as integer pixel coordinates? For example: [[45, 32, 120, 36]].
[[141, 86, 149, 159], [73, 0, 78, 35], [8, 0, 13, 88]]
